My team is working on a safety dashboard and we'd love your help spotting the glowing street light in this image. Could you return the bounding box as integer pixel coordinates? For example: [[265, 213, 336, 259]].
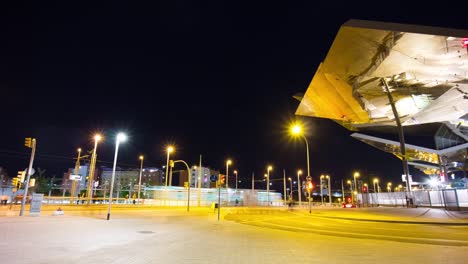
[[290, 123, 311, 183], [137, 155, 144, 203], [266, 165, 272, 206], [297, 170, 302, 206], [387, 182, 392, 192], [107, 132, 127, 220]]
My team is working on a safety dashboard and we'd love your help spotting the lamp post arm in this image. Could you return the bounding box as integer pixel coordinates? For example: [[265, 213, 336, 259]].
[[173, 160, 191, 212]]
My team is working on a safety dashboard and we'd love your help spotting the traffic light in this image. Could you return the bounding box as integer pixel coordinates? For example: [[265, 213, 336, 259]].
[[11, 177, 18, 187], [169, 160, 174, 168], [17, 170, 26, 183], [24, 137, 32, 148], [307, 181, 313, 190], [11, 177, 21, 188], [219, 174, 225, 185], [29, 178, 36, 187], [183, 181, 188, 189], [362, 186, 368, 192]]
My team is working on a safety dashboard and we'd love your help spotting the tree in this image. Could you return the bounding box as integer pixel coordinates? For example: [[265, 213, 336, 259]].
[[0, 167, 8, 194], [33, 168, 49, 193]]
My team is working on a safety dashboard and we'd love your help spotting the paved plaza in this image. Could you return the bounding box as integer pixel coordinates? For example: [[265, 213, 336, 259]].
[[1, 205, 467, 263]]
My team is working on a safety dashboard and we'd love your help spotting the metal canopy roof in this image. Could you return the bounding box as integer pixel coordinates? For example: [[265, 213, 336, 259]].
[[296, 19, 468, 130]]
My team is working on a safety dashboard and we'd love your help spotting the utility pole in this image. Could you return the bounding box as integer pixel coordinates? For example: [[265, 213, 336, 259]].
[[70, 148, 84, 204], [283, 170, 287, 204], [197, 155, 202, 206], [86, 135, 101, 205], [328, 175, 332, 206], [251, 172, 254, 192], [217, 174, 221, 221], [341, 179, 345, 203], [20, 138, 36, 216]]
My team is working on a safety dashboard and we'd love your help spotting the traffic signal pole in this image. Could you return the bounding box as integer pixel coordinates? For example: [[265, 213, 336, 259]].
[[217, 176, 221, 221], [20, 138, 36, 216]]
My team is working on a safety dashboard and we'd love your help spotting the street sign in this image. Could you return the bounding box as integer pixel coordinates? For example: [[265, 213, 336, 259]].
[[69, 174, 82, 180], [30, 193, 44, 214], [24, 168, 35, 176], [401, 174, 412, 182], [210, 175, 218, 182], [133, 184, 144, 190]]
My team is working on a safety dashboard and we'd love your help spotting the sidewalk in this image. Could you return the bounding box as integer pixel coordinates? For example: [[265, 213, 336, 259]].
[[2, 204, 468, 224]]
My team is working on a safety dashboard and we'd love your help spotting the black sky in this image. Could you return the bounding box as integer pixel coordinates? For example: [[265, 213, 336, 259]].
[[1, 1, 467, 188]]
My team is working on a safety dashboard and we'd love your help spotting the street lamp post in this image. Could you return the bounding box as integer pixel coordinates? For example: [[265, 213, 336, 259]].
[[291, 125, 311, 184], [283, 170, 287, 204], [226, 160, 232, 205], [353, 172, 360, 204], [297, 170, 302, 206], [164, 146, 173, 205], [87, 134, 101, 205], [288, 177, 293, 200], [341, 179, 345, 203], [267, 165, 272, 206], [373, 178, 379, 193], [387, 182, 392, 192], [70, 148, 83, 205], [138, 155, 144, 204], [234, 170, 238, 193], [320, 175, 324, 206], [347, 180, 352, 203], [107, 132, 127, 221]]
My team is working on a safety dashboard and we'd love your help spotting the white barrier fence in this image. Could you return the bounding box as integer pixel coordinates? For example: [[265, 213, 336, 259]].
[[358, 188, 468, 210]]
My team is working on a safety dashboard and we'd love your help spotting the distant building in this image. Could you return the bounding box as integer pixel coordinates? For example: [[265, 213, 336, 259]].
[[190, 166, 212, 188], [178, 167, 220, 188], [99, 167, 164, 197]]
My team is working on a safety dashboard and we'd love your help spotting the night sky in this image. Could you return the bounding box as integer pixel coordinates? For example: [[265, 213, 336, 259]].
[[1, 1, 467, 189]]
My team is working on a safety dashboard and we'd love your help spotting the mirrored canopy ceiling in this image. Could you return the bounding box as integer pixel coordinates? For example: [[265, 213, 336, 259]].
[[296, 19, 468, 130], [351, 133, 468, 174]]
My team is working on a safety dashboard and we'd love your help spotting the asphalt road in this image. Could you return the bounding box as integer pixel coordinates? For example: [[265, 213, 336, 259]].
[[0, 206, 467, 263], [224, 208, 468, 246]]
